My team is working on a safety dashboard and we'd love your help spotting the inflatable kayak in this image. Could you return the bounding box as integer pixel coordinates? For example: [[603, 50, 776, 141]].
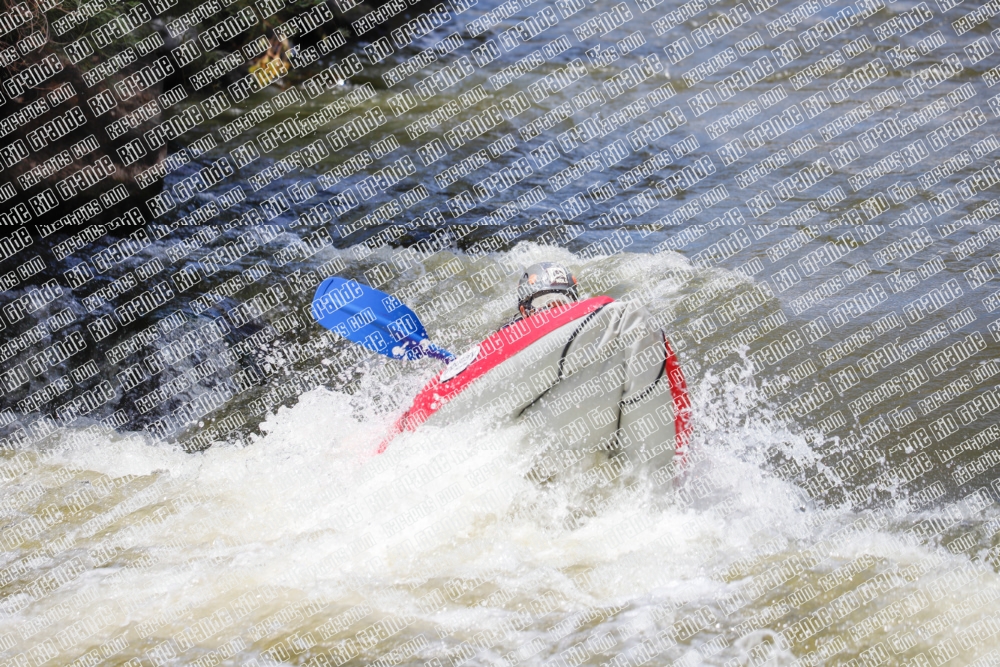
[[380, 296, 691, 478]]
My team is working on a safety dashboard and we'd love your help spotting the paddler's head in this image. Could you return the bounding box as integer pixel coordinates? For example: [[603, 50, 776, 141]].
[[517, 262, 579, 318]]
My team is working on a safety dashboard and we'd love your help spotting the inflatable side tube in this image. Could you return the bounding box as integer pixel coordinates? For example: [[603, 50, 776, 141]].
[[665, 338, 692, 467]]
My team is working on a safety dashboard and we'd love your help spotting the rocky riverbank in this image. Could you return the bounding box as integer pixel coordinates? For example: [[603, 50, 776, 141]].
[[3, 0, 436, 221]]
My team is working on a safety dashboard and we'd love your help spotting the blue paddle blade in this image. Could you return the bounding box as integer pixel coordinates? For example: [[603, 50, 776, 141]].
[[311, 277, 454, 362]]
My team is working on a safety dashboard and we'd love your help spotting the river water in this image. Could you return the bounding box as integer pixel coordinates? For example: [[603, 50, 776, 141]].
[[4, 0, 1000, 662]]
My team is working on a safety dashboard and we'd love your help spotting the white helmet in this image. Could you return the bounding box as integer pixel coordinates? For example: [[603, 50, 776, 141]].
[[517, 262, 579, 314]]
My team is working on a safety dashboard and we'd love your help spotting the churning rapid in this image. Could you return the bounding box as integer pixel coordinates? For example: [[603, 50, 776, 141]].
[[3, 244, 1000, 666]]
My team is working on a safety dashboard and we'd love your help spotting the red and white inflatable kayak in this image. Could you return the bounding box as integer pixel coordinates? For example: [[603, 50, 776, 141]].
[[379, 297, 692, 473]]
